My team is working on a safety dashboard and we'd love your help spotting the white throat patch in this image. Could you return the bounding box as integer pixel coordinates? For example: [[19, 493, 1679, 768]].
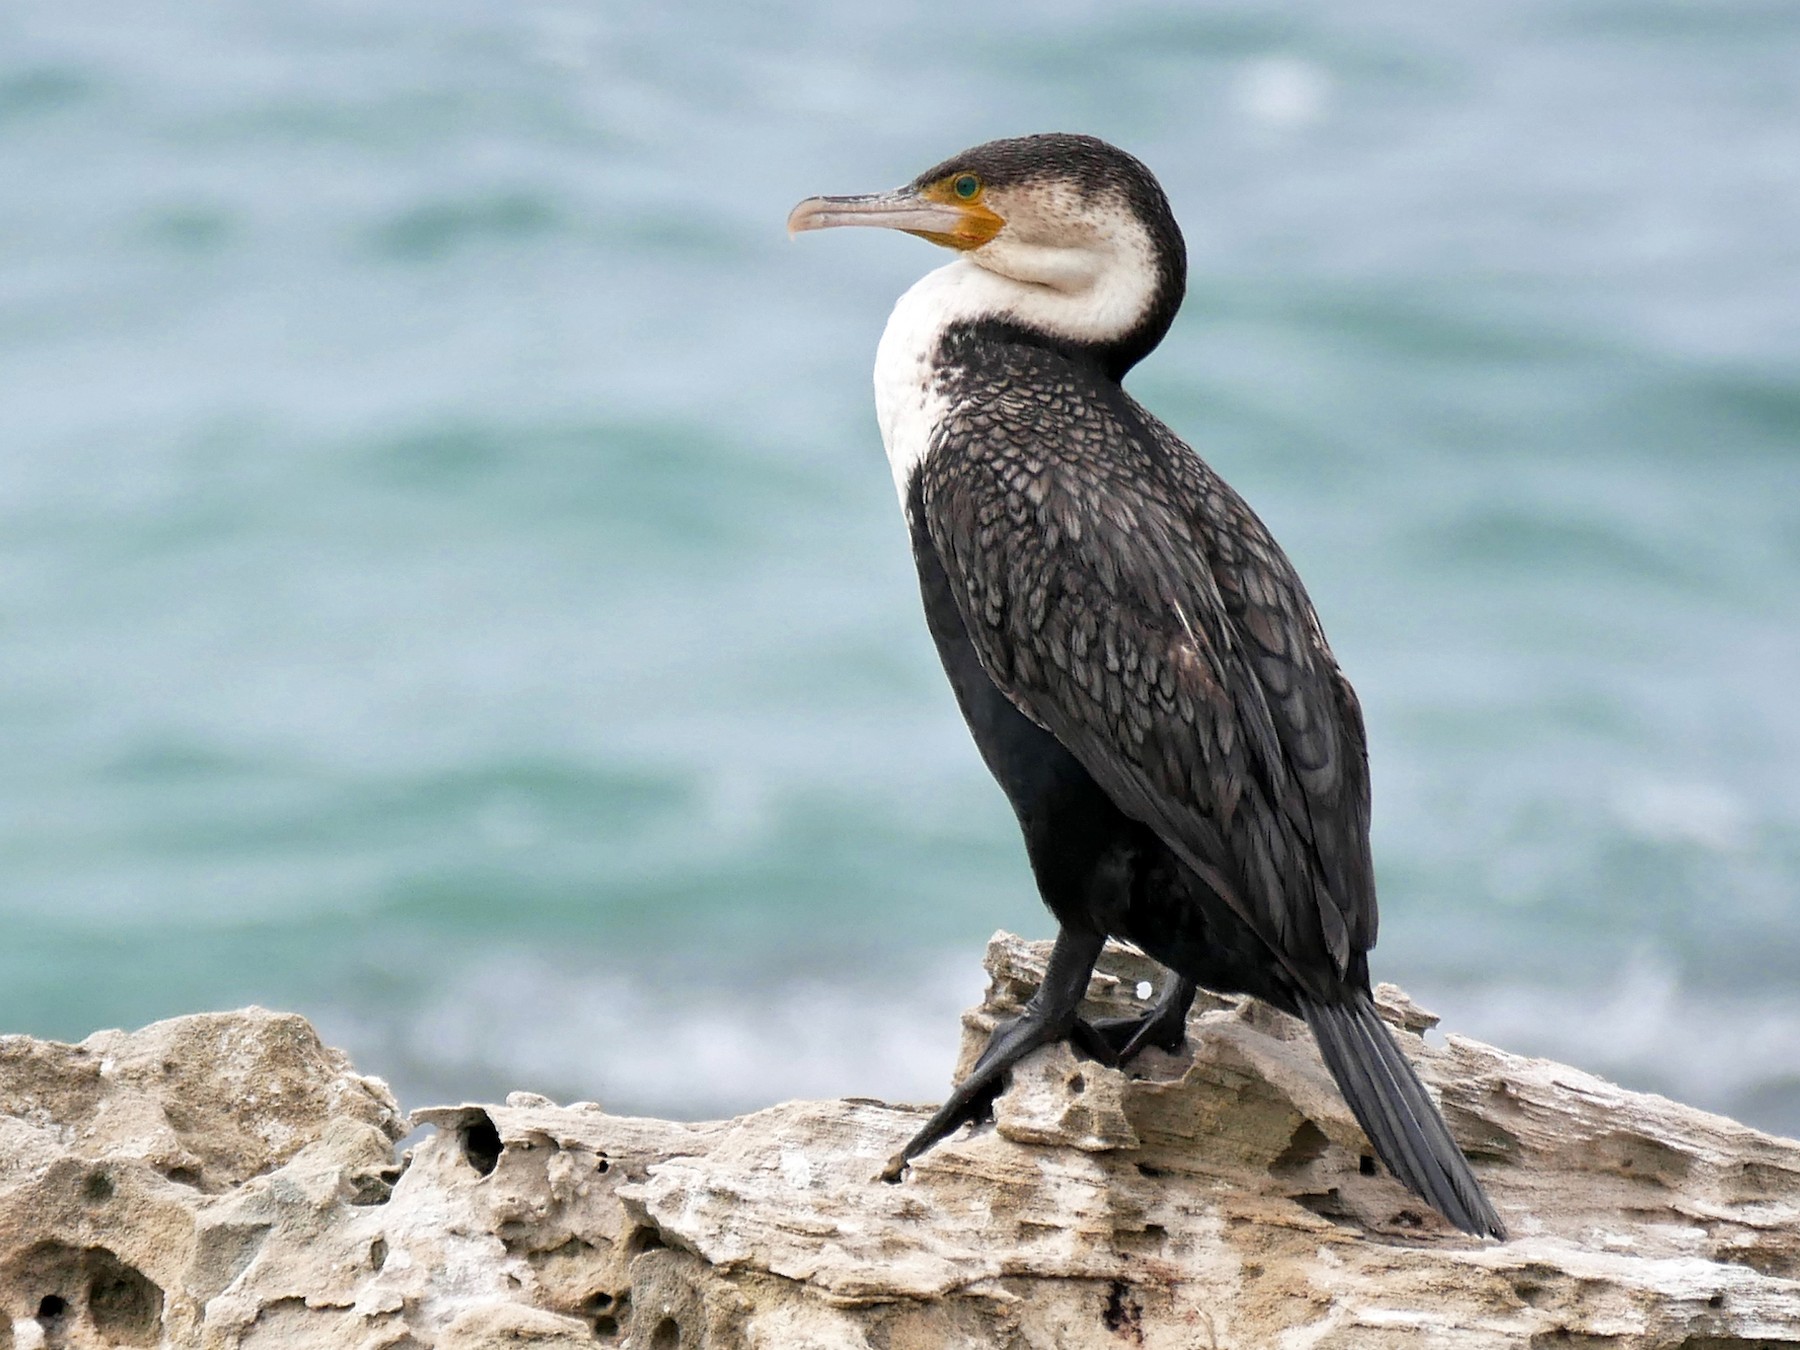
[[871, 202, 1159, 509]]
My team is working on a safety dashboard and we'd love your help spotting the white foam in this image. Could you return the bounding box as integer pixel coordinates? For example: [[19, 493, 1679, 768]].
[[315, 946, 1800, 1139], [1233, 56, 1332, 130], [1430, 956, 1800, 1131], [1611, 775, 1752, 852], [325, 948, 987, 1119]]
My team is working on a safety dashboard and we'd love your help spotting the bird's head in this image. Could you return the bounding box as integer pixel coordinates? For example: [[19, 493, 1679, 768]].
[[789, 133, 1187, 375]]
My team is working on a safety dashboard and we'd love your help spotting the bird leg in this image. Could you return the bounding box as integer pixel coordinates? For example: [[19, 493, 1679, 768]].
[[880, 926, 1105, 1181], [1072, 972, 1198, 1067]]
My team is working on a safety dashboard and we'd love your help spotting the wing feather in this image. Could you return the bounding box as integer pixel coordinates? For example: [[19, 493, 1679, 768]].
[[917, 369, 1375, 991]]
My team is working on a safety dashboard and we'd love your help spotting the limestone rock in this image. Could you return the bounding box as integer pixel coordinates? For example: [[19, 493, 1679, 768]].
[[0, 1007, 405, 1348], [2, 936, 1797, 1348]]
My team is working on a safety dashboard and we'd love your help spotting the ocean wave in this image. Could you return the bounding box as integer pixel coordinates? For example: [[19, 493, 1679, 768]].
[[316, 947, 988, 1120], [1439, 958, 1800, 1138], [312, 948, 1800, 1141]]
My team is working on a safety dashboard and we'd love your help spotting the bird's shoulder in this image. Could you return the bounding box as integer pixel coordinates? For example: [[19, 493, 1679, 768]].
[[917, 340, 1325, 694], [918, 337, 1196, 566]]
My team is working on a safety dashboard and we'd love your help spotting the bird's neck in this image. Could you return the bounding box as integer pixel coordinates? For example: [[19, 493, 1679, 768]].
[[872, 255, 1172, 508], [903, 251, 1162, 354]]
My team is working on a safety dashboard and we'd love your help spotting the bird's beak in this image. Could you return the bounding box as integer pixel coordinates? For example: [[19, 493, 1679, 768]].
[[786, 187, 1004, 251]]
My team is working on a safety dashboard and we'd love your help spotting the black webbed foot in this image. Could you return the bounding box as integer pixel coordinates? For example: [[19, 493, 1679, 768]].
[[878, 1006, 1069, 1181], [1073, 974, 1198, 1067], [880, 926, 1106, 1182]]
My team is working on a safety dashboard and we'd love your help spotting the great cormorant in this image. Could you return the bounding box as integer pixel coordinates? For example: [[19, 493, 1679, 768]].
[[789, 133, 1505, 1240]]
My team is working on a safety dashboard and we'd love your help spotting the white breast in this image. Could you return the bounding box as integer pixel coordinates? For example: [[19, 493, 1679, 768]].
[[874, 258, 1062, 508], [872, 260, 974, 509]]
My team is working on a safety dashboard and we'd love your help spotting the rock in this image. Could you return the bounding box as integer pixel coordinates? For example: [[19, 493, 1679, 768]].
[[0, 1006, 405, 1349], [1, 936, 1796, 1348]]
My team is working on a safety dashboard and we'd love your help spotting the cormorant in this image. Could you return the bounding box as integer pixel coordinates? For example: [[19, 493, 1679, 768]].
[[789, 133, 1505, 1240]]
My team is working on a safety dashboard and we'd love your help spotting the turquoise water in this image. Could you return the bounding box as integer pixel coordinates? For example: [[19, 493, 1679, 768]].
[[4, 1, 1798, 1129]]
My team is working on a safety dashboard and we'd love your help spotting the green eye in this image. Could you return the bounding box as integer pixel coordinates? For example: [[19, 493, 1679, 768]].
[[952, 173, 981, 200]]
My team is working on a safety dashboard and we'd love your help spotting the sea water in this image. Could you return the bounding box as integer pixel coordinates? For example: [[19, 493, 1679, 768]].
[[3, 0, 1797, 1131]]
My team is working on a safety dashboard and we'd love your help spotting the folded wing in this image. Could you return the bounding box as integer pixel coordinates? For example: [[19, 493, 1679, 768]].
[[917, 378, 1376, 998]]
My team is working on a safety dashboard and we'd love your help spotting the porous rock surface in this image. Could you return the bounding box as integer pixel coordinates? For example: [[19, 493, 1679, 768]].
[[2, 935, 1797, 1349]]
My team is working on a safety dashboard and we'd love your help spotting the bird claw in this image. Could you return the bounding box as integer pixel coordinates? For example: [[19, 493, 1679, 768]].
[[1075, 974, 1198, 1067], [882, 968, 1199, 1181], [1077, 1008, 1189, 1066], [880, 1006, 1067, 1179]]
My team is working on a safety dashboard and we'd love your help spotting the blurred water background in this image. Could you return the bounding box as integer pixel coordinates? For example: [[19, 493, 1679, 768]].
[[3, 0, 1798, 1132]]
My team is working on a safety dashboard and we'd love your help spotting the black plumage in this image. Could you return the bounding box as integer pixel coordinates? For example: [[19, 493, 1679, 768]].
[[920, 333, 1366, 969], [791, 133, 1505, 1239]]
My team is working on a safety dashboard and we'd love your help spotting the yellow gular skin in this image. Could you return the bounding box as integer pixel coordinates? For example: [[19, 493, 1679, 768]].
[[908, 179, 1005, 251]]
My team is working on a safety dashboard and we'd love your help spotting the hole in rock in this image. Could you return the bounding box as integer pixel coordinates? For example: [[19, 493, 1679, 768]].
[[625, 1226, 666, 1257], [348, 1171, 396, 1205], [370, 1238, 388, 1271], [1101, 1280, 1142, 1336], [1271, 1121, 1329, 1174], [590, 1288, 630, 1336], [1528, 1329, 1619, 1348], [1718, 1239, 1797, 1281], [38, 1294, 68, 1320], [459, 1112, 503, 1177], [1069, 1074, 1086, 1095], [651, 1316, 681, 1349], [1358, 1154, 1377, 1177], [1293, 1190, 1356, 1226], [83, 1170, 114, 1203], [86, 1248, 164, 1346]]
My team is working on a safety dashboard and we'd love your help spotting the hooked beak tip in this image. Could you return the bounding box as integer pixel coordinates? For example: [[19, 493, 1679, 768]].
[[786, 195, 845, 237]]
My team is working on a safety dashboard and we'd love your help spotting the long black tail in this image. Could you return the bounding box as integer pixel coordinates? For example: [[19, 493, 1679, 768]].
[[1300, 993, 1506, 1239]]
